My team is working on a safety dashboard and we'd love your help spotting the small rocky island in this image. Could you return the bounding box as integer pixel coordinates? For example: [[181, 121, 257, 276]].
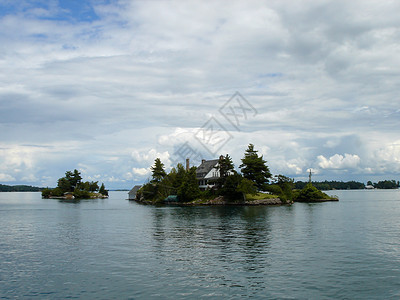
[[131, 144, 338, 206], [42, 169, 108, 200]]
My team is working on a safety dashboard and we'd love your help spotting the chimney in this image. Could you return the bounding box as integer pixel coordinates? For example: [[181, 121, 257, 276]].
[[186, 158, 190, 171], [202, 159, 206, 164]]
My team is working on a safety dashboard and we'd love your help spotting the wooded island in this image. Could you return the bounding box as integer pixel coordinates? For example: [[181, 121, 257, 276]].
[[41, 169, 108, 199], [134, 144, 337, 205]]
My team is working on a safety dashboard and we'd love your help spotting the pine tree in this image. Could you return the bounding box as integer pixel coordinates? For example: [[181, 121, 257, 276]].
[[215, 154, 235, 189], [239, 144, 271, 191], [99, 183, 108, 196], [218, 154, 235, 178], [151, 158, 167, 183]]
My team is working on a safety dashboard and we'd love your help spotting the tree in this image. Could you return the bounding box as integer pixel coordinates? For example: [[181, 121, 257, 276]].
[[294, 183, 333, 202], [57, 177, 72, 192], [171, 163, 186, 190], [65, 169, 82, 190], [220, 173, 243, 201], [177, 167, 200, 202], [151, 158, 167, 183], [214, 154, 235, 189], [236, 178, 257, 196], [89, 181, 99, 192], [218, 154, 235, 178], [239, 144, 271, 191], [270, 174, 294, 202], [99, 183, 108, 196]]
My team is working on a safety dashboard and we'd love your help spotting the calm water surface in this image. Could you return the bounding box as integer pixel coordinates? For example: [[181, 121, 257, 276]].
[[1, 190, 400, 299]]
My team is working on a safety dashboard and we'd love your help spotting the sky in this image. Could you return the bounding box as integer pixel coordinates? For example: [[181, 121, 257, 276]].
[[1, 0, 400, 189]]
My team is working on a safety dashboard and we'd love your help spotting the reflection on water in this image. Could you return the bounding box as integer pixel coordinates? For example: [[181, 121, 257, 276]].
[[149, 206, 273, 293]]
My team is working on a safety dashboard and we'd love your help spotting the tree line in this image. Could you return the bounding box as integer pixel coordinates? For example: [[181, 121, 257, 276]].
[[295, 181, 365, 190], [0, 184, 42, 192], [295, 180, 400, 190], [367, 180, 400, 189]]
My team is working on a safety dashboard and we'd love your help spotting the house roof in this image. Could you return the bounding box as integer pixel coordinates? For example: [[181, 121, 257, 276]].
[[128, 185, 142, 197], [196, 159, 219, 179]]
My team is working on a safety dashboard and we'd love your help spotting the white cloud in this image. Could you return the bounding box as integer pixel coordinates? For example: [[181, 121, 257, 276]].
[[131, 149, 170, 167], [0, 173, 16, 182], [132, 168, 150, 177], [317, 153, 361, 170]]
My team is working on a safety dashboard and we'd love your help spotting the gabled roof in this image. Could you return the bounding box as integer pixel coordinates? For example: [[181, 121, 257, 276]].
[[196, 159, 219, 179], [128, 185, 142, 198]]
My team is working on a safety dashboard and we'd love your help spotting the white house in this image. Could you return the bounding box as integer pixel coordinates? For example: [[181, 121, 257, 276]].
[[196, 158, 234, 190]]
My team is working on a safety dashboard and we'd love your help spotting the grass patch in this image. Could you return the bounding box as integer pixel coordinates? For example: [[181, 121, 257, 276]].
[[246, 192, 279, 201]]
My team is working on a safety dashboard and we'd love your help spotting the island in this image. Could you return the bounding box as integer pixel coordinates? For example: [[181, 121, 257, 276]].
[[131, 144, 338, 206], [41, 169, 108, 199]]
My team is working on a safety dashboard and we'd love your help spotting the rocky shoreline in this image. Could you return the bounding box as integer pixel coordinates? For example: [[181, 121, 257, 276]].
[[133, 195, 339, 206], [47, 193, 108, 200], [134, 195, 291, 206]]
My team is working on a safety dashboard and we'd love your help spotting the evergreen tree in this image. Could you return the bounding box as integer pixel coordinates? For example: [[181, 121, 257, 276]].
[[177, 167, 200, 201], [57, 177, 72, 192], [218, 154, 235, 178], [215, 154, 235, 189], [99, 183, 108, 196], [220, 173, 243, 201], [89, 181, 99, 192], [151, 158, 167, 183], [239, 144, 271, 191], [64, 169, 82, 190]]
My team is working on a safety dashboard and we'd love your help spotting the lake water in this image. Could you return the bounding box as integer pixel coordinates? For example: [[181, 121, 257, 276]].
[[1, 190, 400, 299]]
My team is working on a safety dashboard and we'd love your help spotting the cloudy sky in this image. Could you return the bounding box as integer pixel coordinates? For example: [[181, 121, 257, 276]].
[[1, 0, 400, 189]]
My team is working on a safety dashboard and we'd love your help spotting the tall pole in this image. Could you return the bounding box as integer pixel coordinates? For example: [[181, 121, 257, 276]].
[[308, 168, 312, 184]]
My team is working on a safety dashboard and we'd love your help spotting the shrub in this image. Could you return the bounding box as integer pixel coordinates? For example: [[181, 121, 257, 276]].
[[294, 183, 332, 202]]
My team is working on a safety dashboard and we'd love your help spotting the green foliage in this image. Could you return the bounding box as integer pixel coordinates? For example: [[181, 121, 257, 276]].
[[99, 183, 108, 196], [373, 180, 399, 189], [236, 178, 257, 196], [57, 177, 72, 192], [239, 144, 272, 191], [43, 187, 64, 197], [215, 154, 236, 189], [220, 173, 243, 202], [151, 158, 167, 183], [295, 180, 365, 190], [218, 154, 235, 178], [171, 164, 186, 190], [294, 183, 333, 202], [42, 169, 107, 199], [177, 167, 201, 202], [41, 188, 52, 198], [78, 181, 99, 192], [137, 182, 158, 201], [137, 160, 201, 203], [73, 188, 91, 199], [271, 175, 294, 203], [265, 184, 283, 196], [65, 169, 82, 189], [246, 192, 280, 201], [0, 184, 42, 192]]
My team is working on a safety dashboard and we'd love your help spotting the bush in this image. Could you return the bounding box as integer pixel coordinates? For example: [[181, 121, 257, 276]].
[[73, 188, 91, 199], [294, 184, 332, 202], [41, 188, 52, 198]]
